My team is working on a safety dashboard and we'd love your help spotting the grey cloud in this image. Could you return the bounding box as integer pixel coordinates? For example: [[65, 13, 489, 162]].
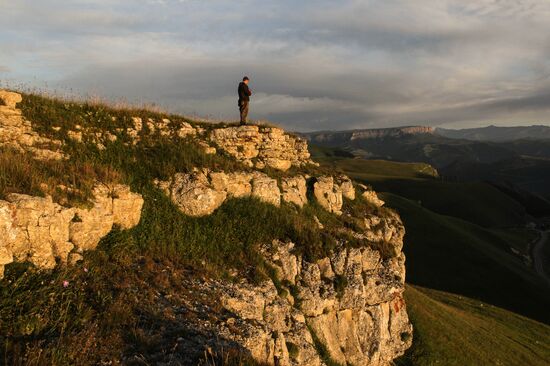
[[2, 0, 550, 131]]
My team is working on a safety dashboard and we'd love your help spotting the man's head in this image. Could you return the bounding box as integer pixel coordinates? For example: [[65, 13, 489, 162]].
[[243, 76, 250, 84]]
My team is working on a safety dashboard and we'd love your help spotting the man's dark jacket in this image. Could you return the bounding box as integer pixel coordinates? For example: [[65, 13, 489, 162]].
[[238, 82, 252, 105]]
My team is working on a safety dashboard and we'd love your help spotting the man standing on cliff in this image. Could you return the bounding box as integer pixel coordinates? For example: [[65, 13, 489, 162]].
[[238, 76, 252, 125]]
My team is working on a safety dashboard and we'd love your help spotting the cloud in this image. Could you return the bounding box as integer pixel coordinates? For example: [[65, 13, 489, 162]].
[[1, 0, 550, 131]]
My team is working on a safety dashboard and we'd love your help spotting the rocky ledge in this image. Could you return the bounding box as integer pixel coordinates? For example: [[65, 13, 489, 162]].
[[158, 168, 411, 365], [209, 125, 314, 170], [156, 169, 384, 217], [0, 184, 143, 277]]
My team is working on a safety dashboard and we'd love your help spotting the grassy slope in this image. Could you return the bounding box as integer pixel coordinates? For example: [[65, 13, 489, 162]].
[[383, 192, 550, 323], [315, 157, 526, 228], [397, 285, 550, 366]]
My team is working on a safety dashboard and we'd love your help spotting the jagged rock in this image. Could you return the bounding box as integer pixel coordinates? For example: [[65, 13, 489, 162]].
[[0, 184, 143, 277], [218, 236, 411, 366], [360, 211, 405, 258], [209, 125, 313, 171], [261, 240, 300, 285], [339, 175, 356, 200], [359, 184, 385, 207], [158, 170, 227, 217], [281, 176, 307, 207], [176, 121, 197, 138], [313, 176, 343, 215]]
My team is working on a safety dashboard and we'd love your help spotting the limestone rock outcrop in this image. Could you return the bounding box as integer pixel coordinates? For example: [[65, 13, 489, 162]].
[[156, 167, 412, 365], [0, 90, 65, 160], [359, 184, 385, 207], [158, 169, 294, 216], [0, 90, 412, 365], [313, 176, 344, 215], [213, 237, 411, 366], [281, 176, 308, 208], [209, 126, 314, 171], [0, 184, 144, 277], [157, 170, 228, 217], [159, 170, 366, 217]]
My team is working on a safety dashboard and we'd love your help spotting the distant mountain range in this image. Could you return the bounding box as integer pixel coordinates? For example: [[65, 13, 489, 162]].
[[436, 125, 550, 142], [302, 125, 550, 200], [304, 124, 550, 143]]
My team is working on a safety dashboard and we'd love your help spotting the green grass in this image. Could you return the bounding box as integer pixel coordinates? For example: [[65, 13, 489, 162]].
[[0, 147, 121, 206], [489, 227, 538, 255], [396, 285, 550, 366], [316, 155, 527, 228], [312, 155, 439, 181], [382, 192, 550, 324]]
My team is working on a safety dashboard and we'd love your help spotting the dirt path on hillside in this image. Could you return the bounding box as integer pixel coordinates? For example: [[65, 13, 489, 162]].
[[532, 230, 550, 286]]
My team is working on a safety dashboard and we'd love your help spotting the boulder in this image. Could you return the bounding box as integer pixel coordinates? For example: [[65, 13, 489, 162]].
[[0, 90, 22, 108], [359, 184, 385, 207], [160, 171, 227, 217], [313, 176, 343, 215], [339, 176, 356, 200], [281, 176, 308, 207], [209, 125, 313, 171]]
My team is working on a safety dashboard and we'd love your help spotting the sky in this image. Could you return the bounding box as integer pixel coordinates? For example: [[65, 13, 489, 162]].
[[1, 0, 550, 132]]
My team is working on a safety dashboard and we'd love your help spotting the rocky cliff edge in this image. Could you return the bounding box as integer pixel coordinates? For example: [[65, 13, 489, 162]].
[[0, 90, 411, 366]]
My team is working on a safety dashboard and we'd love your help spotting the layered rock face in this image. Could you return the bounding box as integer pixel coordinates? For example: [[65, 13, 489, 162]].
[[0, 184, 143, 277], [0, 90, 65, 160], [210, 125, 314, 170], [215, 239, 411, 366]]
